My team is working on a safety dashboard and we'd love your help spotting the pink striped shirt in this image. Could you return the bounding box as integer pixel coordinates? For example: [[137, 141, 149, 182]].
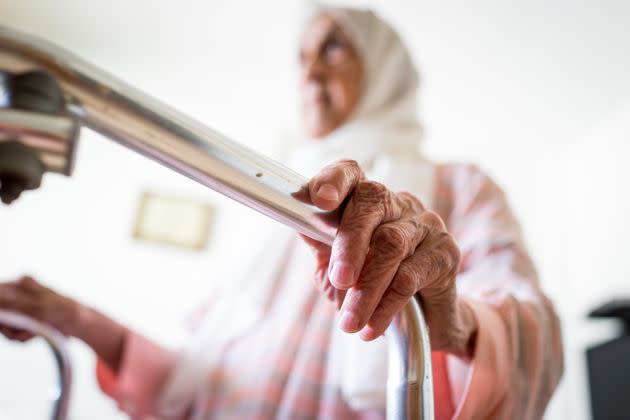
[[97, 163, 563, 419]]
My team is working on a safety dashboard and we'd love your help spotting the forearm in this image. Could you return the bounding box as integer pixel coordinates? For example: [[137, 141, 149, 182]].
[[449, 295, 563, 419], [0, 277, 129, 372], [68, 304, 126, 373]]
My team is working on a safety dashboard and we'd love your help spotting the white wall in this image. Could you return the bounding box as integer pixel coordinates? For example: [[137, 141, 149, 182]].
[[0, 0, 629, 419]]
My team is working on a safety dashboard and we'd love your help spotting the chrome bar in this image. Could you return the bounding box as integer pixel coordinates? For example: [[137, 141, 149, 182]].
[[0, 25, 433, 419], [386, 299, 433, 420], [0, 109, 78, 174], [0, 310, 72, 420]]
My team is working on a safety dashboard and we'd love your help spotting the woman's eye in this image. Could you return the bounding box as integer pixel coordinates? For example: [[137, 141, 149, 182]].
[[324, 38, 346, 63], [324, 38, 344, 53]]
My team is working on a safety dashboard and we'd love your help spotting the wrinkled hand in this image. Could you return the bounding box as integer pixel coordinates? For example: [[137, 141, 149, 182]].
[[0, 276, 79, 341], [301, 160, 477, 358]]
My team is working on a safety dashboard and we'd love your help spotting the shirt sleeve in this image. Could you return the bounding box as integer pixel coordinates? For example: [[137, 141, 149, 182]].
[[435, 164, 564, 419], [96, 330, 178, 419]]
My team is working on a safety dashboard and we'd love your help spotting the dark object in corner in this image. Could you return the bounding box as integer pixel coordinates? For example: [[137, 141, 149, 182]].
[[587, 299, 630, 420], [8, 71, 65, 114], [0, 70, 77, 204], [0, 140, 45, 204]]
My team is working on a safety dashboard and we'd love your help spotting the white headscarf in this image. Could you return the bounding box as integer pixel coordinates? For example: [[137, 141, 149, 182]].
[[289, 4, 434, 411], [288, 3, 425, 178]]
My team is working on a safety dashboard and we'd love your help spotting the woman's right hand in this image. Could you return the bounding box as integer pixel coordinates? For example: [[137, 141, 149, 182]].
[[0, 276, 81, 340], [0, 275, 126, 371]]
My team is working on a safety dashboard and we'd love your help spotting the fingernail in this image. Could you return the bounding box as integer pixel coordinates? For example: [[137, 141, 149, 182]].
[[316, 183, 339, 202], [359, 326, 378, 341], [339, 310, 360, 332], [329, 262, 355, 288]]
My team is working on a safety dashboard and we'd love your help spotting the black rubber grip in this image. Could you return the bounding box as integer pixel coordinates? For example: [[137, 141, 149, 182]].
[[9, 71, 64, 114]]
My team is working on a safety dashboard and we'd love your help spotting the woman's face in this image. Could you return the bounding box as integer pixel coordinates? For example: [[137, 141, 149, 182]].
[[299, 14, 364, 138]]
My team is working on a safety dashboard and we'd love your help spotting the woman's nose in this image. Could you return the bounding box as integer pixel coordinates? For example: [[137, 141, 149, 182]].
[[302, 55, 326, 83]]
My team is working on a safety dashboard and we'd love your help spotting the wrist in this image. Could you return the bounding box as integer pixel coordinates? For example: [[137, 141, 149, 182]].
[[453, 298, 479, 361], [62, 299, 92, 338]]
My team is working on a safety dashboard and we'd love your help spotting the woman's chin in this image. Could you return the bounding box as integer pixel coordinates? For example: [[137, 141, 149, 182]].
[[303, 119, 340, 139]]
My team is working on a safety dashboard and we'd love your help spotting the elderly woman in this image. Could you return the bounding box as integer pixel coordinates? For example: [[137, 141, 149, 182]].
[[0, 5, 563, 420]]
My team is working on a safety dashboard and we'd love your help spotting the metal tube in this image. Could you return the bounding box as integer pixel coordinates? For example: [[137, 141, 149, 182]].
[[0, 310, 72, 420], [0, 26, 433, 419], [0, 109, 78, 174], [386, 299, 434, 420]]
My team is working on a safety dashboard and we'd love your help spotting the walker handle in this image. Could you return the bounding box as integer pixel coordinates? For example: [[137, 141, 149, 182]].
[[0, 310, 72, 420]]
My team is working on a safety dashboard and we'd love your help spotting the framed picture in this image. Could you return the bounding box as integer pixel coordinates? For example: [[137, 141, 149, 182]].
[[133, 191, 214, 251]]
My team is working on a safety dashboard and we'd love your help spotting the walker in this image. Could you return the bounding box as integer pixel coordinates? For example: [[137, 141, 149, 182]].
[[0, 311, 71, 420], [0, 26, 434, 420]]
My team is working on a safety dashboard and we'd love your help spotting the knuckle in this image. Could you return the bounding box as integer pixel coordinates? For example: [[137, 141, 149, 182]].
[[339, 159, 360, 173], [391, 266, 418, 297], [423, 211, 445, 230], [373, 224, 408, 256], [404, 215, 426, 239], [434, 233, 461, 276], [398, 192, 424, 211], [444, 234, 461, 270], [344, 160, 364, 182], [356, 180, 388, 202], [334, 159, 361, 184], [18, 276, 39, 291], [353, 181, 393, 219]]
